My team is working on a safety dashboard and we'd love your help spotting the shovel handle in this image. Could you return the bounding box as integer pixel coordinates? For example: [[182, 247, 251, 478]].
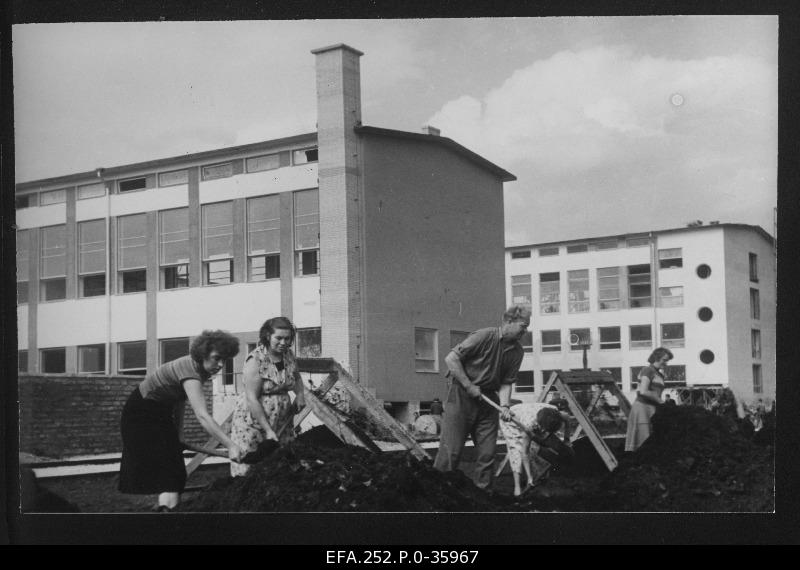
[[479, 394, 549, 446], [181, 441, 229, 458]]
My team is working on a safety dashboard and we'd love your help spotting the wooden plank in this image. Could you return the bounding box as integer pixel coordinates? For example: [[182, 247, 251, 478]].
[[606, 382, 631, 417], [185, 410, 234, 476], [304, 389, 381, 452], [294, 372, 339, 427], [536, 370, 560, 403], [331, 361, 430, 461], [554, 378, 618, 472]]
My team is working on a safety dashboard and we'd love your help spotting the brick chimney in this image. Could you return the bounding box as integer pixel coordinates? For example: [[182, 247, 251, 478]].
[[312, 43, 364, 379]]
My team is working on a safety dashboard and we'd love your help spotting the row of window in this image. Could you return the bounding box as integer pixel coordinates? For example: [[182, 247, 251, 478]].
[[510, 236, 656, 258], [512, 263, 675, 314], [14, 148, 319, 209], [16, 189, 320, 303], [515, 363, 764, 395], [522, 323, 686, 352], [18, 328, 323, 375]]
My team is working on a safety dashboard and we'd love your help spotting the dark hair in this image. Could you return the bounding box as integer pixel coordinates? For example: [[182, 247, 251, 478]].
[[259, 316, 296, 347], [502, 304, 532, 323], [536, 407, 564, 433], [190, 329, 240, 362], [648, 347, 674, 364]]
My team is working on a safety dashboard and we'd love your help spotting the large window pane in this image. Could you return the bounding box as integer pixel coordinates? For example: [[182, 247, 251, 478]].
[[119, 341, 147, 374], [658, 248, 683, 269], [628, 264, 652, 308], [78, 344, 105, 373], [294, 189, 320, 250], [661, 323, 685, 348], [78, 219, 106, 274], [77, 183, 106, 200], [202, 202, 234, 259], [541, 330, 561, 352], [511, 274, 532, 307], [202, 163, 233, 181], [539, 272, 560, 314], [246, 153, 280, 173], [159, 169, 189, 187], [296, 327, 322, 358], [568, 269, 589, 313], [630, 325, 652, 349], [597, 266, 619, 310], [599, 326, 621, 350], [41, 348, 66, 373], [41, 225, 66, 278], [161, 338, 190, 364], [247, 195, 280, 254], [118, 214, 148, 269], [515, 370, 534, 393], [659, 286, 684, 308], [40, 189, 67, 205], [160, 208, 190, 265]]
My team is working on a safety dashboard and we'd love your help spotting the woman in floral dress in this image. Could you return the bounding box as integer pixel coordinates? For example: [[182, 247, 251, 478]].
[[230, 317, 306, 477]]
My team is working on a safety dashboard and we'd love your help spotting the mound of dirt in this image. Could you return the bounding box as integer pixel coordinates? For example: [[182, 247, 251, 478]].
[[179, 440, 514, 512], [588, 405, 774, 512]]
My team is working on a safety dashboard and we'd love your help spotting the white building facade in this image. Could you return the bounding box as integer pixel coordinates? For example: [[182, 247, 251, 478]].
[[505, 224, 776, 406]]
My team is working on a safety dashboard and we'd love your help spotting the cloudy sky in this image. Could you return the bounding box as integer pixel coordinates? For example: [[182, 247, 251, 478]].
[[13, 17, 778, 245]]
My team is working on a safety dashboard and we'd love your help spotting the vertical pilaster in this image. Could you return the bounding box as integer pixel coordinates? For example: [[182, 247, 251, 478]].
[[232, 198, 246, 283], [66, 187, 77, 299], [28, 229, 39, 373], [188, 167, 201, 288], [146, 211, 159, 373], [280, 191, 294, 319]]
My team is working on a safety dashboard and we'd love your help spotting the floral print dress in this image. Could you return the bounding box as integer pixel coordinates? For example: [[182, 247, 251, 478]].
[[230, 345, 300, 477]]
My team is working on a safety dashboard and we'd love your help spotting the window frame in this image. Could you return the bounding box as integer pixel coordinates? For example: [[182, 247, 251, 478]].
[[627, 264, 652, 308], [160, 337, 190, 365], [295, 327, 323, 358], [40, 188, 67, 205], [247, 195, 281, 282], [246, 153, 281, 173], [599, 326, 621, 350], [539, 272, 560, 314], [661, 322, 685, 348], [414, 327, 439, 373], [158, 169, 189, 187], [118, 341, 147, 375], [749, 252, 758, 282], [569, 328, 591, 350], [566, 244, 588, 254], [514, 370, 535, 393], [292, 147, 319, 165], [567, 269, 590, 313], [202, 201, 235, 285], [658, 286, 684, 308], [77, 183, 106, 200], [201, 162, 234, 181], [751, 329, 761, 359], [159, 207, 191, 290], [78, 344, 106, 374], [538, 246, 559, 257], [294, 189, 320, 277], [511, 274, 532, 307], [629, 324, 653, 349], [658, 248, 683, 269], [40, 347, 67, 373], [752, 364, 763, 394], [510, 250, 531, 259], [597, 266, 620, 311], [118, 176, 149, 193], [750, 288, 760, 320], [117, 213, 148, 293], [78, 219, 107, 298], [540, 329, 561, 352]]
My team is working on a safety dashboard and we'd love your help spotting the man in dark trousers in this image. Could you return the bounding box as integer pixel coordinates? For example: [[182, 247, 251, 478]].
[[433, 305, 531, 490]]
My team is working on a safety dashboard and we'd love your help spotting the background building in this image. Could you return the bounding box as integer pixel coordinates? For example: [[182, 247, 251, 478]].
[[505, 223, 776, 406], [14, 44, 515, 422]]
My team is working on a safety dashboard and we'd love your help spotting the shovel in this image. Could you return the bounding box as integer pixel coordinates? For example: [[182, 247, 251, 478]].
[[480, 394, 574, 467], [182, 413, 295, 465]]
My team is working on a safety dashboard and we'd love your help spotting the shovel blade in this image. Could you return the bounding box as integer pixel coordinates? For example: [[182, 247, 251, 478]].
[[240, 440, 281, 464]]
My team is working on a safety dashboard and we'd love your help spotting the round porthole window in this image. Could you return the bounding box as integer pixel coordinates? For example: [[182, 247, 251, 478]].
[[698, 307, 713, 321], [700, 350, 715, 364], [696, 264, 712, 278]]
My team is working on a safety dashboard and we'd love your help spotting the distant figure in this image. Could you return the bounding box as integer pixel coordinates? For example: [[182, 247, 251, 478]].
[[664, 394, 677, 407], [625, 347, 673, 452], [429, 398, 444, 416]]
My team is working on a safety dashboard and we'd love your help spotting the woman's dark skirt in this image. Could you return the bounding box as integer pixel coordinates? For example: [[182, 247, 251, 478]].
[[118, 388, 186, 494]]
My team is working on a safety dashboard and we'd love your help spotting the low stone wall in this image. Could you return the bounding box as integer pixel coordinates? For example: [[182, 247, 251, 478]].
[[18, 374, 212, 458]]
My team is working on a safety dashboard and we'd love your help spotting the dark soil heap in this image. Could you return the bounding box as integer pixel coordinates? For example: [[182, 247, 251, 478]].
[[587, 405, 774, 512], [179, 438, 511, 512]]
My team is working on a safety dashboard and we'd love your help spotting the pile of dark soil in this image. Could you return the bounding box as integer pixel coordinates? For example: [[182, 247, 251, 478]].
[[179, 440, 513, 512], [21, 467, 81, 513], [587, 405, 774, 512]]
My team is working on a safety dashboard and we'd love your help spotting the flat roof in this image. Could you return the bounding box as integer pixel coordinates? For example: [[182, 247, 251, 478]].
[[506, 223, 775, 249], [354, 125, 517, 182], [15, 132, 318, 192]]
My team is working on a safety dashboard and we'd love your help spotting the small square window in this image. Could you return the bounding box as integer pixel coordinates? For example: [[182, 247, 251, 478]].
[[81, 274, 106, 297], [296, 327, 322, 358], [658, 286, 684, 308], [630, 325, 652, 349], [661, 323, 685, 348], [292, 148, 318, 165], [119, 341, 147, 375], [41, 348, 66, 373], [78, 344, 105, 373], [119, 177, 148, 192], [658, 248, 683, 269], [521, 331, 533, 353], [515, 370, 534, 393], [295, 250, 319, 276], [541, 330, 561, 352], [121, 270, 147, 293], [599, 327, 621, 350], [160, 337, 190, 364], [205, 259, 233, 285], [41, 278, 66, 301], [249, 254, 280, 281], [511, 250, 531, 259], [414, 328, 438, 373], [569, 328, 590, 349], [163, 264, 190, 290]]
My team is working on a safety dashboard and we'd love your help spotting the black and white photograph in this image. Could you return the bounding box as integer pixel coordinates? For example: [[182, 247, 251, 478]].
[[5, 9, 792, 546]]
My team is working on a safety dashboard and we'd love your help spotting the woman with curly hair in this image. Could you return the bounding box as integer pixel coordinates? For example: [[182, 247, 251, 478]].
[[625, 346, 674, 452], [230, 316, 306, 477], [118, 329, 245, 511]]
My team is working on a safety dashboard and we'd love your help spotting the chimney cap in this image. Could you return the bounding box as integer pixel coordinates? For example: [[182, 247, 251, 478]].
[[311, 43, 364, 57], [422, 125, 441, 136]]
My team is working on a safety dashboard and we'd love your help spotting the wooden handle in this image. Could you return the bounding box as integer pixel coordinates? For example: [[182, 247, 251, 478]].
[[181, 441, 229, 458]]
